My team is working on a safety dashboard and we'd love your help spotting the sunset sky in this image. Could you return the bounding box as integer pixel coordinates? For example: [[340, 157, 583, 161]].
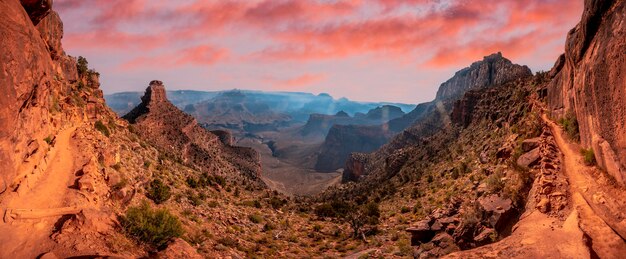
[[56, 0, 583, 104]]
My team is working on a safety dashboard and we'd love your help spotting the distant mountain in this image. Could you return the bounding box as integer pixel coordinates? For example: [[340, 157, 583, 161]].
[[315, 53, 533, 172], [105, 90, 416, 122]]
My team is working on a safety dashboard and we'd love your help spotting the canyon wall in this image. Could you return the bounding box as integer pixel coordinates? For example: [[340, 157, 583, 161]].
[[547, 0, 626, 183]]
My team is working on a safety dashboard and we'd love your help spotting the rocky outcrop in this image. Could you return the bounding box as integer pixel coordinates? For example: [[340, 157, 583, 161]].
[[547, 0, 626, 184], [363, 105, 405, 121], [315, 125, 392, 172], [436, 52, 531, 101], [20, 0, 52, 25], [301, 106, 405, 139], [123, 81, 263, 181], [342, 153, 369, 182]]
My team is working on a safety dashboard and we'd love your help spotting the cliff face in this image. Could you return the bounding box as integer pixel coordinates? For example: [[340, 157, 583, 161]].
[[315, 125, 392, 172], [123, 81, 263, 181], [301, 106, 405, 139], [0, 0, 110, 194], [436, 52, 532, 101], [547, 0, 626, 183]]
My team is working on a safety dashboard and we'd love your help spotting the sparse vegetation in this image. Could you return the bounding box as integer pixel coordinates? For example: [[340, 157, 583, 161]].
[[558, 112, 580, 141], [345, 202, 380, 238], [581, 148, 596, 166], [146, 179, 171, 204], [77, 56, 89, 76], [485, 171, 505, 194], [44, 135, 53, 145], [248, 213, 263, 224], [120, 201, 183, 248], [94, 120, 110, 137]]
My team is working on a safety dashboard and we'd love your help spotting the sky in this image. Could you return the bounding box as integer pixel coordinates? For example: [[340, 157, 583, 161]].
[[55, 0, 583, 104]]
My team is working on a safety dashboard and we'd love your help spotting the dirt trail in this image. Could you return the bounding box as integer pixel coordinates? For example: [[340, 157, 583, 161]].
[[542, 114, 626, 257], [447, 115, 626, 258], [0, 126, 78, 258]]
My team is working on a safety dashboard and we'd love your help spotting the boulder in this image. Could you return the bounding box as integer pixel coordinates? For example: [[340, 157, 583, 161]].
[[155, 238, 202, 259], [521, 138, 541, 152], [406, 219, 435, 246], [537, 198, 551, 213], [473, 228, 496, 246], [39, 252, 58, 259], [78, 174, 95, 193], [517, 147, 541, 168], [478, 195, 516, 232]]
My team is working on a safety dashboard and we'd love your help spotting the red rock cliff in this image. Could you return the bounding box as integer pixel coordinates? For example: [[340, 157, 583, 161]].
[[547, 0, 626, 184]]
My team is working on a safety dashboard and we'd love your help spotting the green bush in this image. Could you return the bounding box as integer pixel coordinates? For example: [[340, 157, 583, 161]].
[[146, 179, 171, 204], [44, 135, 53, 145], [581, 148, 596, 166], [77, 56, 89, 76], [94, 120, 110, 137], [248, 213, 263, 224], [269, 196, 287, 209], [558, 113, 580, 141], [120, 201, 183, 248]]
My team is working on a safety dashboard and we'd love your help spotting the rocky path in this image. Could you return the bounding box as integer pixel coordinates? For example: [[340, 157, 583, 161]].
[[542, 114, 626, 257], [0, 126, 78, 258]]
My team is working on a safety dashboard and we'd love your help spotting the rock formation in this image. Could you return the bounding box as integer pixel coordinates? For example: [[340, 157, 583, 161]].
[[315, 125, 392, 172], [436, 52, 531, 100], [301, 106, 404, 139], [321, 53, 531, 176], [547, 0, 626, 184], [123, 81, 263, 181]]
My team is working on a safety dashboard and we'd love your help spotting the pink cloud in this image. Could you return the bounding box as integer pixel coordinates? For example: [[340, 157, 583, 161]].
[[265, 73, 327, 90], [120, 45, 229, 70]]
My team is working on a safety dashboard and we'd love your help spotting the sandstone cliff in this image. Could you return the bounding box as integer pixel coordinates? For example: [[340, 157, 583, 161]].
[[547, 0, 626, 184], [123, 81, 263, 182], [436, 52, 531, 100]]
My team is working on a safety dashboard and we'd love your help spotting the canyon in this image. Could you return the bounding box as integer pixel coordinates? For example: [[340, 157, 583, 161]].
[[0, 0, 624, 258]]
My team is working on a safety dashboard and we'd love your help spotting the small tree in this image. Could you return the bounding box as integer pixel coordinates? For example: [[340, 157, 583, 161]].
[[344, 202, 380, 238], [146, 179, 171, 204], [77, 56, 89, 76]]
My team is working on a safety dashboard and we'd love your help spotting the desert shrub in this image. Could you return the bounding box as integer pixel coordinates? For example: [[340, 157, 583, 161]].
[[186, 177, 199, 188], [120, 201, 183, 248], [269, 196, 287, 209], [94, 120, 110, 137], [112, 177, 128, 191], [146, 179, 171, 204], [187, 191, 204, 206], [485, 172, 505, 194], [217, 237, 238, 248], [44, 135, 53, 145], [558, 113, 580, 141], [242, 199, 262, 208], [400, 206, 411, 214], [248, 213, 263, 224], [345, 202, 380, 237], [581, 148, 596, 166], [314, 200, 350, 218]]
